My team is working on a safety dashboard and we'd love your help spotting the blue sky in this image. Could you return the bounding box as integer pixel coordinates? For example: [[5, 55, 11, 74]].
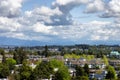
[[0, 0, 120, 46]]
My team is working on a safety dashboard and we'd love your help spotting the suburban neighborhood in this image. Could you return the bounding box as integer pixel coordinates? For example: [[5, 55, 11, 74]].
[[0, 0, 120, 80], [0, 45, 120, 80]]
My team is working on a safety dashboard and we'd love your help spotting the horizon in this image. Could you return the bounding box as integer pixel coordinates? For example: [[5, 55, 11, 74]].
[[0, 0, 120, 46]]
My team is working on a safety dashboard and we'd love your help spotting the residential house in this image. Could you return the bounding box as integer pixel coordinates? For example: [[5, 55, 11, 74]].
[[110, 51, 120, 58], [109, 60, 120, 69], [65, 58, 106, 69], [89, 71, 107, 80], [89, 59, 106, 69], [5, 54, 13, 59]]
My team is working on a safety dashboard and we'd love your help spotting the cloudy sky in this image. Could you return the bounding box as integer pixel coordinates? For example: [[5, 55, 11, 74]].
[[0, 0, 120, 46]]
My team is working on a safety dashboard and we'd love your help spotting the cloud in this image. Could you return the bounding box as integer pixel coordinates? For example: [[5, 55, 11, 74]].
[[85, 0, 105, 13], [23, 6, 62, 25], [87, 21, 120, 41], [32, 22, 58, 35], [100, 0, 120, 18], [0, 17, 21, 32], [115, 18, 120, 24], [0, 0, 23, 18], [0, 32, 26, 40], [42, 20, 118, 42], [52, 0, 89, 25], [52, 0, 88, 6], [0, 15, 119, 42]]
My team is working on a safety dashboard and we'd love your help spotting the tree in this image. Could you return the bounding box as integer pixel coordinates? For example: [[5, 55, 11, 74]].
[[0, 49, 4, 55], [75, 65, 89, 79], [0, 49, 6, 63], [19, 60, 32, 80], [48, 59, 71, 80], [103, 55, 109, 66], [2, 53, 6, 63], [14, 48, 27, 64], [42, 45, 50, 57], [61, 47, 67, 56], [13, 51, 18, 63], [0, 63, 10, 78], [49, 59, 64, 69], [10, 67, 21, 80], [76, 66, 85, 76], [84, 64, 89, 76], [106, 65, 117, 80], [6, 58, 16, 70], [54, 67, 71, 80], [33, 61, 53, 80]]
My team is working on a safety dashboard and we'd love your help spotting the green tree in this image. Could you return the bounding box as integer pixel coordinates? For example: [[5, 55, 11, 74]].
[[84, 64, 89, 76], [48, 59, 71, 80], [13, 51, 18, 63], [19, 60, 32, 80], [76, 66, 85, 76], [10, 67, 21, 80], [2, 53, 6, 63], [0, 49, 6, 63], [106, 65, 117, 80], [49, 59, 64, 69], [14, 48, 27, 64], [61, 47, 68, 56], [6, 58, 16, 70], [103, 55, 109, 66], [33, 61, 53, 80], [54, 67, 71, 80], [75, 66, 89, 79], [0, 63, 10, 78], [0, 49, 4, 55], [42, 45, 50, 57]]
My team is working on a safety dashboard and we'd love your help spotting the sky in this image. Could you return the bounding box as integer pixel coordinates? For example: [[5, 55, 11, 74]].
[[0, 0, 120, 46]]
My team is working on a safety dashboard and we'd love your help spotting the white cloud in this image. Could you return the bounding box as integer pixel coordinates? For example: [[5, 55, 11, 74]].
[[0, 0, 23, 18], [100, 0, 120, 18], [0, 17, 21, 32], [32, 22, 58, 35], [0, 32, 27, 40], [37, 6, 62, 16], [85, 0, 105, 13], [24, 6, 62, 25], [53, 20, 119, 41], [0, 0, 120, 44], [52, 0, 89, 25], [89, 20, 110, 25]]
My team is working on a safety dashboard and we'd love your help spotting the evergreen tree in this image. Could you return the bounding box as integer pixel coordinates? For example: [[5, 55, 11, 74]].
[[84, 64, 89, 76], [76, 66, 85, 76], [14, 48, 27, 64], [33, 61, 53, 80], [106, 65, 117, 80], [42, 45, 50, 57]]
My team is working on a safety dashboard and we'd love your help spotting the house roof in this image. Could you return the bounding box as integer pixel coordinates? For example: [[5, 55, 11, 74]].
[[110, 51, 120, 55]]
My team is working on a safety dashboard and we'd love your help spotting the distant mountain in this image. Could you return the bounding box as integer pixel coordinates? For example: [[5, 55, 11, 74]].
[[0, 37, 119, 46], [0, 37, 75, 46], [0, 37, 45, 46]]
